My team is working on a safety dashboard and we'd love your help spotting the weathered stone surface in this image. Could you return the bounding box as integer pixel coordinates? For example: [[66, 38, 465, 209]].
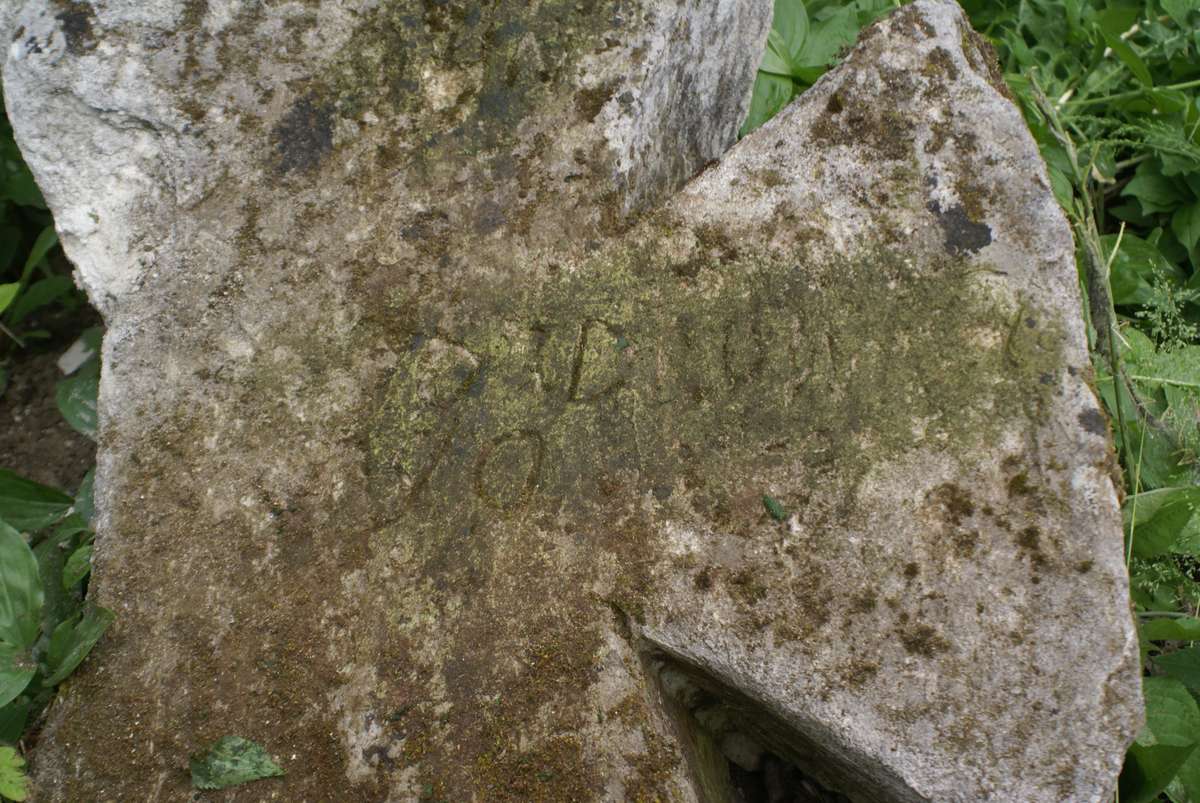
[[3, 0, 1140, 800]]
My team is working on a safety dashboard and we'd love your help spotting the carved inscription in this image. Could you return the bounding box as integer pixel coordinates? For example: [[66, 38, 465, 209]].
[[367, 249, 1043, 529]]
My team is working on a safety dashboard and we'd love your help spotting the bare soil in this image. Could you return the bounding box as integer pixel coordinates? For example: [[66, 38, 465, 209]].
[[0, 308, 99, 494]]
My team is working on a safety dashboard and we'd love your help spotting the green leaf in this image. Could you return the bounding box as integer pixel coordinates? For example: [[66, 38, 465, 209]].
[[0, 644, 34, 712], [0, 285, 16, 317], [770, 0, 809, 66], [33, 521, 83, 644], [1123, 677, 1200, 803], [42, 605, 113, 686], [797, 5, 858, 69], [1105, 33, 1154, 87], [1048, 164, 1075, 209], [74, 470, 94, 526], [760, 29, 796, 77], [0, 699, 31, 744], [0, 471, 71, 533], [1173, 201, 1200, 252], [1097, 9, 1153, 87], [740, 72, 796, 137], [1126, 488, 1200, 558], [1171, 740, 1200, 802], [0, 745, 27, 802], [18, 227, 56, 284], [1145, 616, 1200, 642], [763, 494, 787, 521], [0, 522, 42, 651], [1123, 163, 1187, 215], [1161, 0, 1197, 28], [3, 276, 72, 326], [190, 736, 285, 791], [61, 543, 91, 590], [55, 360, 99, 441], [1158, 647, 1200, 694]]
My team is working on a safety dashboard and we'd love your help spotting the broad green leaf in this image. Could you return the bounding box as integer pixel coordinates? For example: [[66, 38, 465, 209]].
[[1158, 646, 1200, 694], [47, 514, 88, 543], [740, 73, 795, 137], [1145, 617, 1200, 642], [0, 522, 42, 650], [1173, 201, 1200, 252], [0, 643, 34, 711], [770, 0, 809, 66], [1123, 163, 1187, 215], [74, 470, 94, 526], [1171, 742, 1200, 803], [0, 745, 27, 802], [1161, 0, 1197, 28], [55, 359, 99, 441], [62, 543, 91, 590], [1122, 677, 1200, 803], [0, 471, 71, 533], [190, 736, 285, 791], [0, 699, 31, 743], [1126, 488, 1200, 558], [0, 285, 17, 317], [797, 5, 858, 69], [760, 29, 796, 77], [3, 276, 72, 326], [43, 605, 113, 686]]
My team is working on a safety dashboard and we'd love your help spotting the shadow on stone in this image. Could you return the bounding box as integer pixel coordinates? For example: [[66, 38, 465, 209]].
[[650, 652, 905, 803]]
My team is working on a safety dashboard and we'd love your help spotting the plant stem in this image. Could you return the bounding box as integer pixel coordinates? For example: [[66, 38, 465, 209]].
[[1067, 78, 1200, 108], [0, 321, 25, 348]]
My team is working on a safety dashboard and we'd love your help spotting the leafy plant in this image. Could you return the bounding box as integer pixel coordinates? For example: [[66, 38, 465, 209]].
[[0, 747, 26, 803], [741, 0, 901, 136], [0, 338, 105, 799], [0, 89, 82, 367], [0, 469, 111, 736], [190, 736, 285, 791]]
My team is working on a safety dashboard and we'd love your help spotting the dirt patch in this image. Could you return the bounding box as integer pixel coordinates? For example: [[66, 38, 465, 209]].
[[0, 326, 97, 493]]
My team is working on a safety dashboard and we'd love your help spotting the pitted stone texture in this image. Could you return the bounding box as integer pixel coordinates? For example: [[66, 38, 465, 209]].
[[4, 0, 1139, 801]]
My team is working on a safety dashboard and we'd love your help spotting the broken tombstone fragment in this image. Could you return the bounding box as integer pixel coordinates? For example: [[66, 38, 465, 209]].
[[1, 0, 1140, 800]]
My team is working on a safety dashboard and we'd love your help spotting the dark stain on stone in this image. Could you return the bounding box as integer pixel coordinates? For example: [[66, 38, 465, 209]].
[[273, 95, 334, 174], [922, 46, 959, 82], [474, 198, 507, 235], [1017, 525, 1040, 551], [927, 482, 975, 526], [574, 80, 617, 122], [927, 200, 991, 255], [1007, 471, 1034, 499], [851, 591, 877, 613], [903, 562, 920, 580], [54, 0, 96, 54], [1078, 407, 1107, 436], [899, 624, 949, 657]]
